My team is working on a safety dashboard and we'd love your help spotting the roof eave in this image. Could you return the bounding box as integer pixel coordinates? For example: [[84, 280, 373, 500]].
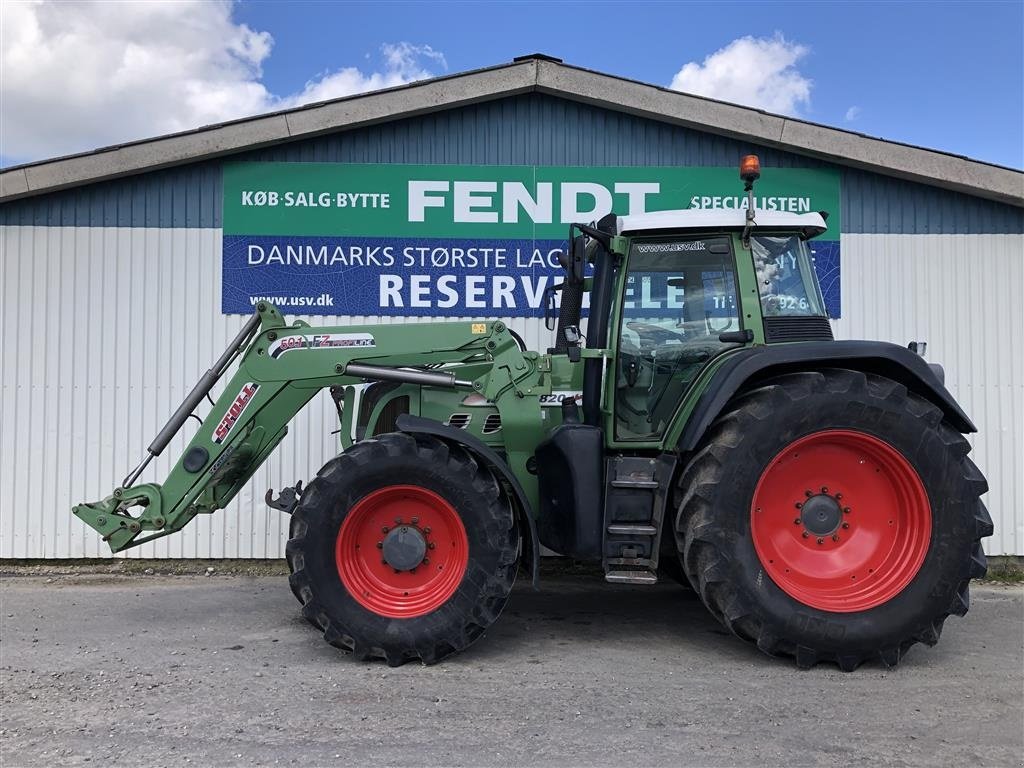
[[0, 60, 539, 202], [1, 57, 1021, 208], [534, 61, 1023, 207]]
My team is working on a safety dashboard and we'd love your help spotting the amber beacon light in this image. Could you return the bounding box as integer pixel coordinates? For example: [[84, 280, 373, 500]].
[[740, 154, 761, 184]]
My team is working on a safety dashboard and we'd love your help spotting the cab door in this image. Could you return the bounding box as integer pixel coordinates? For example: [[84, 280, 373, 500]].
[[611, 235, 743, 441]]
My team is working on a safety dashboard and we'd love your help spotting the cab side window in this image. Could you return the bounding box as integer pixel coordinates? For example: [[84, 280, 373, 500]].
[[615, 237, 741, 440]]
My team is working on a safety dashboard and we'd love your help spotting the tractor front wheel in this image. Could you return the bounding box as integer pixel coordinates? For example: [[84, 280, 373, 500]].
[[286, 432, 519, 665], [674, 369, 992, 670]]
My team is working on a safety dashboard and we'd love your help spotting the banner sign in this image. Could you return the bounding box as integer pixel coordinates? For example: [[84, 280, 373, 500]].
[[222, 163, 842, 317]]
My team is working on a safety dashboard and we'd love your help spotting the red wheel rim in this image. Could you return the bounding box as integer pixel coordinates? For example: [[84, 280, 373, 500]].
[[750, 430, 931, 613], [336, 485, 469, 619]]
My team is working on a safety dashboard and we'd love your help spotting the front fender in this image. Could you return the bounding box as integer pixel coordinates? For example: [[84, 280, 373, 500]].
[[395, 414, 541, 587]]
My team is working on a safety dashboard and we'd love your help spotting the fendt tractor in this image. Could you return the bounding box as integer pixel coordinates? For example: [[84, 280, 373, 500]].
[[74, 157, 992, 669]]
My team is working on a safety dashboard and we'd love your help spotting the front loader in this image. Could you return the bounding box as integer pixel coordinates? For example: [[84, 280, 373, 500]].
[[74, 156, 992, 669]]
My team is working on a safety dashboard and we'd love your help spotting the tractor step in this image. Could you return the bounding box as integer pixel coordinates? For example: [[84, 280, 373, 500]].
[[610, 479, 660, 489], [605, 568, 658, 585], [607, 523, 657, 535], [601, 454, 677, 584]]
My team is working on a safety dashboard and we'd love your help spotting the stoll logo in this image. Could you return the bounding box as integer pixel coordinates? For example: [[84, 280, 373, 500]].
[[213, 383, 260, 444]]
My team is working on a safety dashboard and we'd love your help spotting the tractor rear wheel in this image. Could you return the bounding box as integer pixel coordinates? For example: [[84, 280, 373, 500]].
[[286, 432, 519, 665], [674, 369, 991, 670]]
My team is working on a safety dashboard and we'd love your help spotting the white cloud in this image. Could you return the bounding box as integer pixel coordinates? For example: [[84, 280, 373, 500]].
[[845, 105, 862, 122], [0, 1, 445, 163], [286, 43, 446, 106], [669, 34, 812, 116]]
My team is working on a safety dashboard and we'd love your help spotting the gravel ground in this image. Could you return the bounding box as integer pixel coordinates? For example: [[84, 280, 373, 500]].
[[1, 573, 1021, 768]]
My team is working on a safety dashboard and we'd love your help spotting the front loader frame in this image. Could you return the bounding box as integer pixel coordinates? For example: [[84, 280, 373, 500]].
[[74, 302, 548, 553]]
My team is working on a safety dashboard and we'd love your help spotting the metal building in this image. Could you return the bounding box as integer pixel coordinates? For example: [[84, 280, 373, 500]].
[[2, 55, 1022, 559]]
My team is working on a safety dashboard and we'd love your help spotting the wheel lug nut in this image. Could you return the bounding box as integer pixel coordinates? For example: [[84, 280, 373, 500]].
[[793, 518, 802, 525], [410, 567, 416, 574], [422, 557, 429, 564], [411, 517, 419, 524], [832, 534, 840, 542], [821, 486, 828, 493], [376, 542, 383, 549], [842, 522, 850, 529], [428, 542, 436, 549], [802, 531, 810, 538], [835, 493, 843, 500], [816, 537, 824, 545], [805, 490, 813, 497], [382, 526, 390, 533], [424, 527, 431, 534], [843, 507, 851, 514], [395, 518, 403, 525], [795, 502, 803, 509]]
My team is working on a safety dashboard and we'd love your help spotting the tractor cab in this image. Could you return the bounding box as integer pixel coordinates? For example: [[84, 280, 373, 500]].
[[537, 156, 837, 581], [550, 157, 832, 435], [609, 208, 831, 440]]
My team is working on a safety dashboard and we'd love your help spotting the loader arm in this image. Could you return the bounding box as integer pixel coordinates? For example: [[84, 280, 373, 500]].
[[73, 303, 541, 553]]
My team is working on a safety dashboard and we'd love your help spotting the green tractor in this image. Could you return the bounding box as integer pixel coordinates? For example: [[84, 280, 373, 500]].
[[74, 157, 992, 669]]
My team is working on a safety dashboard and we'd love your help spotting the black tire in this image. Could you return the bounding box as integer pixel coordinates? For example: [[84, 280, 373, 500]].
[[674, 369, 992, 671], [286, 431, 519, 666], [656, 537, 691, 588], [288, 513, 324, 630]]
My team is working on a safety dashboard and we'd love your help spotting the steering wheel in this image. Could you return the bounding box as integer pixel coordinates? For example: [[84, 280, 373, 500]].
[[626, 321, 686, 348], [705, 313, 733, 334]]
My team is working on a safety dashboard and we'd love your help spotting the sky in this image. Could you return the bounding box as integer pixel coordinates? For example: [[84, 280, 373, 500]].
[[2, 0, 1022, 169]]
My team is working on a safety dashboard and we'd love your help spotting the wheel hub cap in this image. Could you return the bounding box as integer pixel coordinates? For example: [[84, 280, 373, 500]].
[[381, 525, 427, 571], [800, 494, 842, 535]]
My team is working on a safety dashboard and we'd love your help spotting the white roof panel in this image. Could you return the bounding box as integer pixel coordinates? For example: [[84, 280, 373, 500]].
[[616, 209, 829, 238]]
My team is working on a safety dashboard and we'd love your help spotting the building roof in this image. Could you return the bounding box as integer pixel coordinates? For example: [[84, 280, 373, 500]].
[[1, 55, 1021, 207]]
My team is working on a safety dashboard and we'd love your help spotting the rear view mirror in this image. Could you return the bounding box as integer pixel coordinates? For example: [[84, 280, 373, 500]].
[[543, 283, 561, 330], [560, 235, 586, 285]]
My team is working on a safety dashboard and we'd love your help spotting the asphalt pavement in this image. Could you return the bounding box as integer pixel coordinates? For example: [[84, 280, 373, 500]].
[[1, 572, 1021, 767]]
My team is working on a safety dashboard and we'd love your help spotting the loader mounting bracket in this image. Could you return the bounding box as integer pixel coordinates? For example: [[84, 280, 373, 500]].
[[265, 481, 304, 514]]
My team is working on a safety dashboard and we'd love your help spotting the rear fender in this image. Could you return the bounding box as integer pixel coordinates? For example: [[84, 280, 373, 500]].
[[396, 414, 541, 587], [676, 341, 976, 453]]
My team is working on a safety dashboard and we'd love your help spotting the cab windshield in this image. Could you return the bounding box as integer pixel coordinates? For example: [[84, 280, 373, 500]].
[[752, 235, 826, 317]]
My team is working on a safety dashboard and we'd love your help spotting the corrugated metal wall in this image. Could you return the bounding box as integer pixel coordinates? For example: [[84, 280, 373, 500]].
[[834, 234, 1023, 555], [0, 225, 559, 558], [2, 226, 1021, 557], [2, 92, 1022, 558]]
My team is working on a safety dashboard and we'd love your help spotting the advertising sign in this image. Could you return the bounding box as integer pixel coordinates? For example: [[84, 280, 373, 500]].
[[222, 163, 841, 317]]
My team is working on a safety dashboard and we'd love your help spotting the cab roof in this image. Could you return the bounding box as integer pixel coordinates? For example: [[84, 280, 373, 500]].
[[616, 209, 829, 239]]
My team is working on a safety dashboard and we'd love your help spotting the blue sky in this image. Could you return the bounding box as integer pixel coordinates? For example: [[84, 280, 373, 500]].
[[235, 0, 1023, 168], [2, 0, 1022, 168]]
